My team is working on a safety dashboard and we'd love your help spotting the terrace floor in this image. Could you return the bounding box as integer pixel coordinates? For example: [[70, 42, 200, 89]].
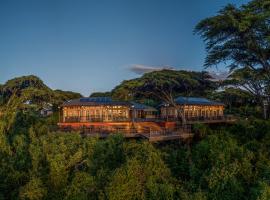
[[58, 116, 236, 142], [81, 131, 193, 142], [59, 123, 194, 142]]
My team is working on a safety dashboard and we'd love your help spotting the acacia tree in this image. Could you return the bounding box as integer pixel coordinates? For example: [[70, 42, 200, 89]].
[[141, 72, 194, 126], [111, 70, 217, 124], [224, 67, 268, 104], [195, 0, 270, 110], [136, 70, 215, 126]]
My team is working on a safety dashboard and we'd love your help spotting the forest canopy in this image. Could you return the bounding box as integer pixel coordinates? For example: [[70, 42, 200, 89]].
[[1, 0, 270, 199]]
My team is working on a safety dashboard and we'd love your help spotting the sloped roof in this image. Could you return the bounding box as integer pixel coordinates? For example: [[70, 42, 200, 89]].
[[62, 97, 158, 111], [62, 97, 130, 107], [174, 96, 224, 106]]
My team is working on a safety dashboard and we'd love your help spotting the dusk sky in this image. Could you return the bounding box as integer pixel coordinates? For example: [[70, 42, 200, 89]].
[[0, 0, 249, 96]]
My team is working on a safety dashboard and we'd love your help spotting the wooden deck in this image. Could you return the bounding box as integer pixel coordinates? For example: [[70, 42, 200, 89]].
[[58, 116, 236, 142], [78, 125, 194, 142], [81, 131, 193, 142]]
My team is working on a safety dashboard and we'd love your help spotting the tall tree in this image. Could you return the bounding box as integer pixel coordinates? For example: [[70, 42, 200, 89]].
[[224, 67, 268, 104], [137, 70, 215, 125], [195, 0, 270, 107], [195, 0, 270, 72], [112, 70, 216, 125]]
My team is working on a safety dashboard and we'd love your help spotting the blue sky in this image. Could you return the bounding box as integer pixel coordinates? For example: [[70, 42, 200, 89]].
[[0, 0, 249, 96]]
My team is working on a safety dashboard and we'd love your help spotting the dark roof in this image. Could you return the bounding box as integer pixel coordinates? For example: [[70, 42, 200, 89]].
[[62, 97, 158, 111], [131, 102, 157, 111], [174, 96, 224, 106], [62, 97, 130, 107]]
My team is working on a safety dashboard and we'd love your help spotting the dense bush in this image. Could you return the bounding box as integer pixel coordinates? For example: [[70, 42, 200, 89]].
[[1, 108, 270, 200]]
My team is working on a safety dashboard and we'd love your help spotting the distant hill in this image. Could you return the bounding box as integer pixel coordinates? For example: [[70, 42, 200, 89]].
[[0, 75, 82, 109], [54, 89, 83, 102], [0, 70, 218, 110], [88, 69, 218, 103], [90, 91, 112, 98]]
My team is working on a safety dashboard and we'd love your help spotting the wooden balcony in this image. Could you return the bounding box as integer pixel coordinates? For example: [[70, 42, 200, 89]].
[[62, 116, 130, 123], [161, 115, 236, 124], [58, 115, 236, 142], [59, 122, 193, 142], [61, 115, 235, 123], [138, 127, 193, 142]]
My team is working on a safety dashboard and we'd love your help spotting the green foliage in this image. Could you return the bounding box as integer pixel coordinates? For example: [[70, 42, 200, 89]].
[[191, 134, 254, 200], [0, 75, 82, 111], [193, 123, 209, 139], [19, 177, 47, 200], [64, 172, 96, 200], [195, 0, 270, 71], [53, 89, 82, 105], [251, 181, 270, 200], [90, 91, 112, 97], [162, 144, 190, 181], [111, 70, 217, 102], [1, 1, 270, 196], [229, 119, 270, 143], [210, 87, 264, 118], [1, 75, 50, 98], [195, 0, 270, 108], [1, 98, 270, 200], [107, 142, 174, 200]]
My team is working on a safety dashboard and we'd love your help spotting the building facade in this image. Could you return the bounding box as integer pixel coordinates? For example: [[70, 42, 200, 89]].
[[58, 96, 226, 133], [160, 97, 224, 120], [60, 97, 157, 123]]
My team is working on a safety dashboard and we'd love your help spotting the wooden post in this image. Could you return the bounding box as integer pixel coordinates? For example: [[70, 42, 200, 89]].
[[263, 100, 268, 119], [58, 106, 61, 122]]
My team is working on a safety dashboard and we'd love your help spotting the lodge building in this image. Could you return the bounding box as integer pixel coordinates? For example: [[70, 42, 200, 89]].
[[160, 97, 224, 120], [60, 97, 157, 123], [58, 96, 226, 133]]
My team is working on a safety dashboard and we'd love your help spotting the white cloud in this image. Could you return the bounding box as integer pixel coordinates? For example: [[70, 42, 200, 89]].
[[129, 64, 176, 74], [208, 71, 230, 81]]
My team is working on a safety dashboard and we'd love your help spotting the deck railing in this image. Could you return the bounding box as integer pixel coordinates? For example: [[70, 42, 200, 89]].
[[58, 115, 236, 141], [61, 115, 235, 123], [60, 123, 193, 137], [63, 116, 130, 123], [160, 115, 235, 122], [62, 116, 159, 123]]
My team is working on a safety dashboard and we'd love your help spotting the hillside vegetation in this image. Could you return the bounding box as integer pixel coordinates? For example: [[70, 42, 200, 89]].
[[0, 75, 82, 111], [1, 0, 269, 199], [0, 71, 269, 199], [1, 92, 270, 199], [91, 69, 261, 117]]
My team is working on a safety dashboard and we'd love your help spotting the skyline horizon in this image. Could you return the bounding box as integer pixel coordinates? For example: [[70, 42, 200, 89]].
[[1, 67, 229, 97], [0, 0, 249, 96]]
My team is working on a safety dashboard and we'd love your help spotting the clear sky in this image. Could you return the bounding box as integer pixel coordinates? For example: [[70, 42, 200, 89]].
[[0, 0, 249, 96]]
